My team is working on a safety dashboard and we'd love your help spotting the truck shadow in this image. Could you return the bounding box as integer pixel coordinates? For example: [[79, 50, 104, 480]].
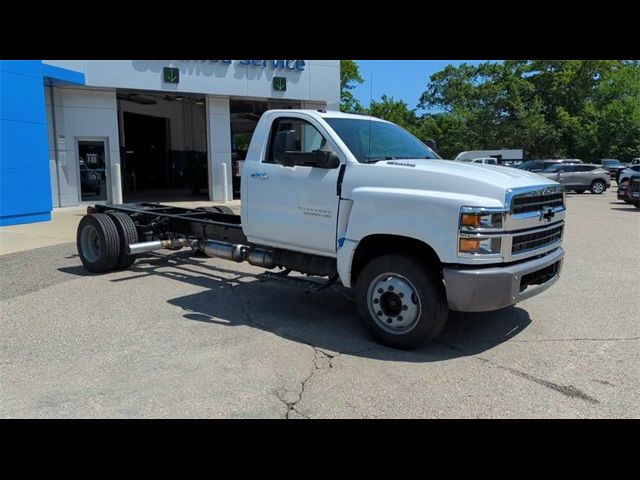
[[105, 251, 532, 362]]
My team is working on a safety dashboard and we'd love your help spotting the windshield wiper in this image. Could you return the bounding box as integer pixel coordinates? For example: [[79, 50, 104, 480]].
[[363, 156, 437, 164], [361, 156, 396, 164]]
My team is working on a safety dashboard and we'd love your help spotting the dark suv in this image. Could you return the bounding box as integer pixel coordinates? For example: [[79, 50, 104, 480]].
[[628, 173, 640, 208], [595, 159, 626, 181]]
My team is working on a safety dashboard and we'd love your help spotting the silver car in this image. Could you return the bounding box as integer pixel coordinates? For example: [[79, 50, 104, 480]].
[[538, 163, 611, 194]]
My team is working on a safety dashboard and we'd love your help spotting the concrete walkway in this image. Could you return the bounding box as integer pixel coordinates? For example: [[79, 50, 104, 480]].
[[0, 200, 241, 256]]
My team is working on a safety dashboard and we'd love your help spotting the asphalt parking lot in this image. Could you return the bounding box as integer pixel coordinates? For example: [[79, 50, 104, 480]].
[[1, 190, 638, 418]]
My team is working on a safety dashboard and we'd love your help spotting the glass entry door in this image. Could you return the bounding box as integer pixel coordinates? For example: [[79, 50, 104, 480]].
[[78, 140, 108, 202]]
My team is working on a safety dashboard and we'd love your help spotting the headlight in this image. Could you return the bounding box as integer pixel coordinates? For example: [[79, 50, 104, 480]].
[[460, 208, 503, 230], [459, 236, 502, 255], [459, 207, 505, 257]]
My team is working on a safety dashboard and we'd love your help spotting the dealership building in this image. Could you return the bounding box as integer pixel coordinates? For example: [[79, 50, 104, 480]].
[[0, 60, 340, 226]]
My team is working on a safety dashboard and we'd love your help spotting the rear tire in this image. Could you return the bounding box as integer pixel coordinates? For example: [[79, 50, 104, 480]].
[[77, 214, 120, 273], [590, 180, 606, 194], [107, 212, 139, 269], [354, 254, 448, 350]]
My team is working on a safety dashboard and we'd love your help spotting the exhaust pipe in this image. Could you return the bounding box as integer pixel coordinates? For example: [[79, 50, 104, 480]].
[[202, 240, 276, 268], [246, 249, 276, 268], [127, 238, 190, 255], [203, 240, 247, 263]]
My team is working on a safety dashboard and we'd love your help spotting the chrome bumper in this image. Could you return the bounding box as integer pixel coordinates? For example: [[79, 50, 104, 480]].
[[443, 247, 564, 312]]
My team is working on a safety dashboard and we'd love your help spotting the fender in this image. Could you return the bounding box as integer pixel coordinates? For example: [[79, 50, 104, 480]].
[[336, 187, 502, 287]]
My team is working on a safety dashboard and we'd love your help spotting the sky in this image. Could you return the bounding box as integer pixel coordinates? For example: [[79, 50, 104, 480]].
[[352, 60, 495, 111]]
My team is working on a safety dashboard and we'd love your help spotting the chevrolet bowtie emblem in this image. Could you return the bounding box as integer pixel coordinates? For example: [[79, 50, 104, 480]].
[[540, 207, 555, 221]]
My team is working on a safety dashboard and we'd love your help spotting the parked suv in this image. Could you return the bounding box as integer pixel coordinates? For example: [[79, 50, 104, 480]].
[[615, 164, 640, 184], [629, 173, 640, 208], [538, 163, 610, 194], [595, 159, 626, 181], [516, 159, 582, 173]]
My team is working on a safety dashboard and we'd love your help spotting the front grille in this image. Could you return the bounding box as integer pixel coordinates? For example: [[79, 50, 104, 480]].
[[520, 261, 560, 292], [511, 191, 564, 214], [512, 225, 563, 254], [630, 177, 640, 194]]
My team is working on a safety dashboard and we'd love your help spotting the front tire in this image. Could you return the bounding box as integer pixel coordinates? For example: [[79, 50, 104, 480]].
[[355, 254, 448, 349], [590, 180, 606, 194]]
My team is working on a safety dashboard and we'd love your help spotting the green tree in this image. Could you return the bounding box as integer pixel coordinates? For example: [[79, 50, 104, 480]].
[[418, 60, 640, 161], [368, 95, 420, 137], [340, 60, 364, 112]]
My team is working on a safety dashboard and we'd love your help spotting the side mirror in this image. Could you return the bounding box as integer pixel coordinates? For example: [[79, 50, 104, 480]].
[[283, 150, 341, 169], [425, 139, 438, 153]]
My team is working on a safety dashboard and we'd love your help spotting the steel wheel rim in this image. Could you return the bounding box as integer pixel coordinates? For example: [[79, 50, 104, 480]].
[[366, 273, 422, 335], [80, 224, 100, 263]]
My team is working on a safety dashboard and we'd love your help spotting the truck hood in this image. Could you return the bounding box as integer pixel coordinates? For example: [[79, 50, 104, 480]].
[[342, 159, 559, 207]]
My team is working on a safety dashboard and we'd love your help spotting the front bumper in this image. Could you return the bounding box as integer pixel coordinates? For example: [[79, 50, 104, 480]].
[[443, 247, 564, 312]]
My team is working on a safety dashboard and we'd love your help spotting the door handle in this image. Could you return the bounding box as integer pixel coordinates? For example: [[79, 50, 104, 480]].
[[250, 172, 269, 179]]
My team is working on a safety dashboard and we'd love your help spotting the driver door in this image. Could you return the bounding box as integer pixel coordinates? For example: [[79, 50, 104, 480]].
[[244, 116, 342, 255]]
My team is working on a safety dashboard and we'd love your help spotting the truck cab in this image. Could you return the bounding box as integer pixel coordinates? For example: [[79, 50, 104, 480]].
[[240, 110, 565, 347]]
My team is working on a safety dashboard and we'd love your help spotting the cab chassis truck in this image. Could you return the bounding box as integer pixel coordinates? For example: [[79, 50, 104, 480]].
[[77, 110, 565, 349]]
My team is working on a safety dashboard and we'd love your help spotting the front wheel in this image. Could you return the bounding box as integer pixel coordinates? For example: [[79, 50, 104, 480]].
[[590, 180, 606, 194], [354, 254, 448, 349]]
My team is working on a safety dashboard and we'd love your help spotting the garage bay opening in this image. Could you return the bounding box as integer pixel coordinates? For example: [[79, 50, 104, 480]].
[[117, 90, 208, 203]]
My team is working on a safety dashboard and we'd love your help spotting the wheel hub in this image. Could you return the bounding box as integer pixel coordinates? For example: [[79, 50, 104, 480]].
[[80, 224, 101, 263], [368, 274, 421, 334]]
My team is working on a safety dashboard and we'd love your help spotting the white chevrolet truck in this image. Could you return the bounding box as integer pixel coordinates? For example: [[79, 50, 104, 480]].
[[77, 110, 565, 349]]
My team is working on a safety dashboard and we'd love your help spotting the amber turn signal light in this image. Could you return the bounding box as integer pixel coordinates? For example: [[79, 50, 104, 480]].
[[461, 214, 481, 227], [459, 238, 480, 253]]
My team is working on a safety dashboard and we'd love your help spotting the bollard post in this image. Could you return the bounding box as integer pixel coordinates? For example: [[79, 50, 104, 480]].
[[221, 163, 228, 203]]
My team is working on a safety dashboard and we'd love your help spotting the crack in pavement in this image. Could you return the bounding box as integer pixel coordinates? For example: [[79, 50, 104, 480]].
[[276, 348, 335, 419], [434, 340, 600, 405], [234, 296, 375, 418]]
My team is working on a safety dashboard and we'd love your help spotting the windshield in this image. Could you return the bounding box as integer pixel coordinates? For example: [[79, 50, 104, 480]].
[[324, 118, 441, 163], [602, 159, 622, 166]]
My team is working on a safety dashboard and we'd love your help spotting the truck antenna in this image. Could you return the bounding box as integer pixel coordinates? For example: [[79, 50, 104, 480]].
[[368, 72, 373, 162]]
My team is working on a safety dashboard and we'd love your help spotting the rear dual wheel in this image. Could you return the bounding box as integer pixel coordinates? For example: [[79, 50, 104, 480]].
[[77, 213, 138, 273]]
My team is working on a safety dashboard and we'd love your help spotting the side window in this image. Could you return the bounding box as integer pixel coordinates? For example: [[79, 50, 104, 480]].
[[266, 117, 331, 165], [531, 161, 545, 172]]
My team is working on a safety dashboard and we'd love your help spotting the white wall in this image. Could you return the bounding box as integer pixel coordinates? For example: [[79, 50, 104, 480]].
[[80, 60, 340, 109], [48, 86, 120, 206], [207, 96, 233, 202]]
